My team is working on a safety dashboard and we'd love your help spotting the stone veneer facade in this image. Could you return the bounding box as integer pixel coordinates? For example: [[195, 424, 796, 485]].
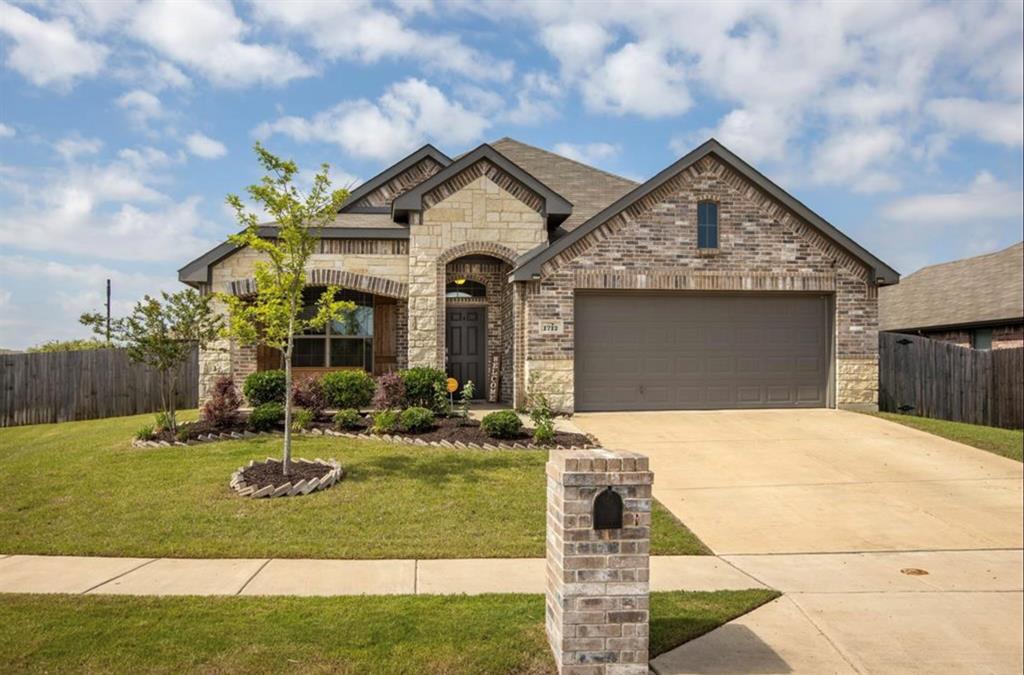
[[515, 154, 880, 411], [196, 150, 884, 412]]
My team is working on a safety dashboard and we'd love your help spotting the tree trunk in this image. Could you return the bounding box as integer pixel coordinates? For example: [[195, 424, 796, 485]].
[[282, 334, 294, 477]]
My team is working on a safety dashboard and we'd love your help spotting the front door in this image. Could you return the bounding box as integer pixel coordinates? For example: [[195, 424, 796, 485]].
[[446, 307, 486, 397]]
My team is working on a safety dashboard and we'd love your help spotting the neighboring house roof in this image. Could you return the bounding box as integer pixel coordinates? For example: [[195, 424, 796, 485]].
[[488, 138, 638, 232], [511, 138, 901, 284], [339, 144, 451, 213], [392, 143, 573, 227], [879, 241, 1024, 332]]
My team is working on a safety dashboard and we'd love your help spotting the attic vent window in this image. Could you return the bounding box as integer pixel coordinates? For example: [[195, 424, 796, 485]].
[[446, 279, 486, 298], [697, 201, 719, 249]]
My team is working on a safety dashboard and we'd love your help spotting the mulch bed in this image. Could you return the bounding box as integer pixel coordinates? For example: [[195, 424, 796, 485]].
[[240, 459, 332, 490]]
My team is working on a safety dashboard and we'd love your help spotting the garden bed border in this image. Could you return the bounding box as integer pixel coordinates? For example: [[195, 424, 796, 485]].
[[230, 457, 343, 498]]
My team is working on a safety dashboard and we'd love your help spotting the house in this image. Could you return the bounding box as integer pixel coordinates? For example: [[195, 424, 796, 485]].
[[879, 242, 1023, 350], [179, 138, 898, 412]]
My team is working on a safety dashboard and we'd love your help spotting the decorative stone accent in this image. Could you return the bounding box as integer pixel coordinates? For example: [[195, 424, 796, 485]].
[[349, 156, 445, 209], [546, 448, 653, 675], [230, 269, 408, 300], [526, 359, 574, 413], [229, 457, 343, 498], [837, 357, 879, 409]]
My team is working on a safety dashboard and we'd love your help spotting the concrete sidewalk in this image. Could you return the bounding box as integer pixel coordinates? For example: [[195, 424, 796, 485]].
[[0, 553, 764, 596]]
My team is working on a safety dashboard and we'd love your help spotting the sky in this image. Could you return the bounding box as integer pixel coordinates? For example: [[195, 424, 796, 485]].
[[1, 0, 1022, 350]]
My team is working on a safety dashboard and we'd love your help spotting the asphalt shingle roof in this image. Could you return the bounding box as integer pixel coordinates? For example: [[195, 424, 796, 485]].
[[879, 242, 1024, 331], [489, 138, 638, 232]]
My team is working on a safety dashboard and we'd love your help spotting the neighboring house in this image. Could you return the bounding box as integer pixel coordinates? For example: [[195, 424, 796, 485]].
[[179, 137, 898, 412], [879, 242, 1024, 350]]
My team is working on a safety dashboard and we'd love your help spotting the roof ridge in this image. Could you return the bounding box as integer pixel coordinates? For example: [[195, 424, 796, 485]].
[[906, 240, 1023, 277], [489, 137, 639, 186]]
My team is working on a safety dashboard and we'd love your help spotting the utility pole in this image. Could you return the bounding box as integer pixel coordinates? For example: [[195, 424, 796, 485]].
[[105, 279, 111, 345]]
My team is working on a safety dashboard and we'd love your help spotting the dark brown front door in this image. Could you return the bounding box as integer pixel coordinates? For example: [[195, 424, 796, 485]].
[[446, 307, 486, 397]]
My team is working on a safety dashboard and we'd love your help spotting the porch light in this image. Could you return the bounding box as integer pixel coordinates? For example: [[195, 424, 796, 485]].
[[454, 278, 467, 285]]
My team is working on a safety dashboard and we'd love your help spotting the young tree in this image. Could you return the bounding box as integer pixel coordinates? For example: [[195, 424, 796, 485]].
[[220, 143, 351, 476], [81, 289, 221, 434]]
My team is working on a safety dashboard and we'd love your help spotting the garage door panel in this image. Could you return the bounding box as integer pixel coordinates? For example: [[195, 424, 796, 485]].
[[575, 293, 830, 411]]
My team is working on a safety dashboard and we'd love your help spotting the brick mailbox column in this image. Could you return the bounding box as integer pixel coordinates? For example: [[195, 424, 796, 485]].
[[545, 448, 653, 675]]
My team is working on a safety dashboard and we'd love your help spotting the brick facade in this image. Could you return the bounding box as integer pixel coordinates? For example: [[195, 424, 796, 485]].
[[516, 154, 880, 411], [546, 448, 653, 675], [912, 323, 1024, 350]]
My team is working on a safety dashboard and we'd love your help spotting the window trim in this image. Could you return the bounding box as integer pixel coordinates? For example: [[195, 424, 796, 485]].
[[697, 199, 719, 250], [293, 288, 374, 370]]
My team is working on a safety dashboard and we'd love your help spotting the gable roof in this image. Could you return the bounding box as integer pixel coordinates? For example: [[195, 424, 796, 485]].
[[879, 242, 1023, 332], [511, 138, 900, 284], [392, 143, 573, 227], [339, 144, 451, 213], [489, 138, 638, 232]]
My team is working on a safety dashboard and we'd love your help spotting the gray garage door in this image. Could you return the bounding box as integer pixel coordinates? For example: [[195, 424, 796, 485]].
[[574, 293, 831, 411]]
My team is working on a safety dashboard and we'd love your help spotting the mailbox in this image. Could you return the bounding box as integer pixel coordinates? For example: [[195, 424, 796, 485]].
[[593, 486, 623, 530]]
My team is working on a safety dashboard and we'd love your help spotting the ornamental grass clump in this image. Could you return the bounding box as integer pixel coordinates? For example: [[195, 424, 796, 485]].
[[372, 409, 401, 434], [291, 408, 314, 432]]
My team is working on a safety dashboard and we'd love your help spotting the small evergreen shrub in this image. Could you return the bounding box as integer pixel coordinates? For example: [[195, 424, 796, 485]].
[[529, 392, 556, 444], [333, 408, 363, 430], [243, 370, 286, 406], [201, 375, 241, 428], [400, 406, 436, 432], [481, 409, 522, 439], [292, 376, 328, 416], [322, 370, 375, 409], [291, 408, 314, 432], [135, 425, 154, 441], [248, 402, 284, 432], [433, 380, 452, 417], [372, 409, 401, 434], [401, 367, 447, 409], [373, 371, 406, 410]]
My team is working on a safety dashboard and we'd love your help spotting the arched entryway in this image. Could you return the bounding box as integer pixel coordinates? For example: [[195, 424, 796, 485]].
[[444, 254, 513, 401]]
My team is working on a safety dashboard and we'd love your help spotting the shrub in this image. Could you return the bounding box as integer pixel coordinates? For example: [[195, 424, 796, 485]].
[[333, 408, 363, 430], [401, 367, 447, 409], [248, 402, 284, 432], [433, 381, 452, 417], [455, 380, 474, 423], [201, 375, 241, 428], [371, 409, 401, 434], [135, 425, 154, 441], [400, 406, 436, 432], [243, 370, 286, 406], [529, 391, 556, 444], [372, 371, 406, 410], [175, 425, 195, 443], [322, 370, 375, 409], [291, 408, 314, 432], [481, 409, 522, 439], [293, 376, 327, 416]]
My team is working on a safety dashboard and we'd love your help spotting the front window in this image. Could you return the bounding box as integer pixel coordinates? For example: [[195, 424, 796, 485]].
[[293, 288, 374, 369], [697, 200, 719, 249]]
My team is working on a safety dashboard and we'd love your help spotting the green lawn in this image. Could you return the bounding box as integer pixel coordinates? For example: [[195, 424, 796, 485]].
[[0, 412, 708, 558], [0, 590, 779, 674], [870, 412, 1023, 462]]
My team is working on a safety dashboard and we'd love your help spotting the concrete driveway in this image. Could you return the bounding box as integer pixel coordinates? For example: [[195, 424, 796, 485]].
[[574, 409, 1024, 674]]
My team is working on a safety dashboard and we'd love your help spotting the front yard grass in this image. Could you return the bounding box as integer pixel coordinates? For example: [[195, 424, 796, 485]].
[[0, 590, 779, 674], [0, 412, 708, 558], [870, 412, 1023, 462]]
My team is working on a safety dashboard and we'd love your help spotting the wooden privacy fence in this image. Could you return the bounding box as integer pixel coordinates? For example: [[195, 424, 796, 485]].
[[0, 347, 198, 427], [879, 332, 1023, 430]]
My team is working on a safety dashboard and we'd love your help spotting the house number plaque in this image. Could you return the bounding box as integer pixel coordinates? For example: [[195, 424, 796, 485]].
[[539, 320, 564, 335]]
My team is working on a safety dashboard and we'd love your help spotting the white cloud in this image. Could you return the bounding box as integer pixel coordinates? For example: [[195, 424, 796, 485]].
[[255, 79, 490, 162], [581, 42, 690, 118], [251, 0, 513, 82], [0, 0, 107, 90], [116, 89, 164, 125], [0, 122, 14, 138], [185, 133, 227, 159], [812, 127, 905, 193], [926, 98, 1024, 147], [553, 142, 619, 166], [54, 136, 103, 161], [881, 172, 1024, 225], [129, 0, 312, 87]]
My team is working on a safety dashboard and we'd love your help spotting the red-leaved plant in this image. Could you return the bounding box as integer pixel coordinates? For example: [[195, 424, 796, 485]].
[[373, 371, 406, 410], [201, 375, 242, 429]]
